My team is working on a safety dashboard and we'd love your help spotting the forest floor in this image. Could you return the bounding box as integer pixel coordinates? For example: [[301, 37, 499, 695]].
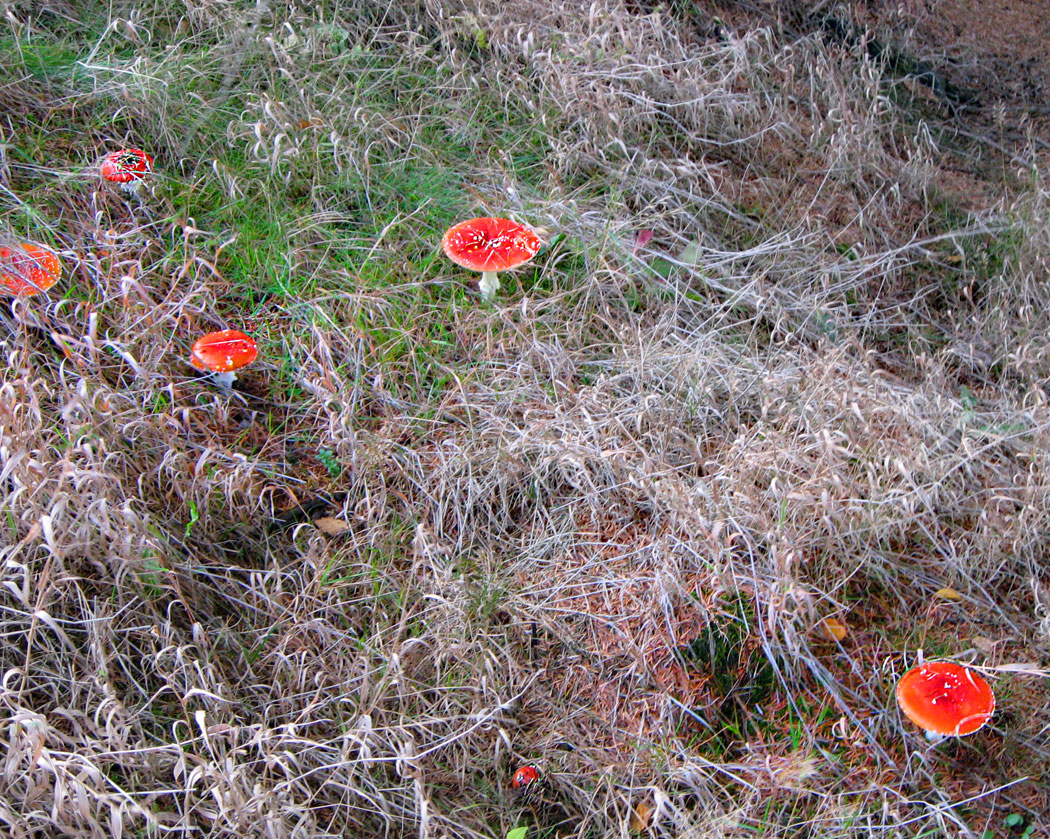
[[1, 2, 1048, 838]]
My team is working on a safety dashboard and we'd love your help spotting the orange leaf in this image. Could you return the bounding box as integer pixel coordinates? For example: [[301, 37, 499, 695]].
[[630, 801, 654, 832], [817, 617, 848, 642]]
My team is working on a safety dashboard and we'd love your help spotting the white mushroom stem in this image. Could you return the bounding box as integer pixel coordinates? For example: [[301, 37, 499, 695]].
[[924, 729, 945, 743], [478, 271, 500, 301], [213, 371, 237, 388]]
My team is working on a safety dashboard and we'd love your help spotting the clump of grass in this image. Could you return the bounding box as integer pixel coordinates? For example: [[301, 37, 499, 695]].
[[1, 1, 1049, 837]]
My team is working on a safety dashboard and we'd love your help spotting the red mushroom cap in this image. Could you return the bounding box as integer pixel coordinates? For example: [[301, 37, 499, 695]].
[[0, 243, 62, 296], [896, 661, 995, 737], [441, 217, 541, 273], [511, 766, 540, 788], [190, 330, 258, 374], [100, 149, 154, 184]]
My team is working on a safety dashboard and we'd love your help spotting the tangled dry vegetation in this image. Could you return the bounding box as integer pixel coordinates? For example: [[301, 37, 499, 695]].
[[1, 1, 1049, 837]]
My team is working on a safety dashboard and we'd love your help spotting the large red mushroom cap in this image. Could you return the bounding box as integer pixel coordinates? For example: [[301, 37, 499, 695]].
[[190, 330, 258, 374], [100, 149, 153, 185], [442, 217, 541, 273], [896, 661, 995, 737], [0, 243, 62, 296]]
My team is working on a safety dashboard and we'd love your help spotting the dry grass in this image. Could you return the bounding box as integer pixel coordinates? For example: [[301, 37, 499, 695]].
[[1, 1, 1049, 837]]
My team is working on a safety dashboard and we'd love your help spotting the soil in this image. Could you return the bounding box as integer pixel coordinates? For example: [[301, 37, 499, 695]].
[[904, 0, 1050, 115], [699, 0, 1050, 207], [867, 0, 1050, 204], [744, 0, 1050, 118]]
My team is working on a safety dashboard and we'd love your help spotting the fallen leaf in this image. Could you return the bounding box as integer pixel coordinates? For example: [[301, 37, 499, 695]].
[[314, 517, 350, 535], [971, 636, 998, 653], [631, 229, 654, 255], [506, 827, 529, 839], [817, 617, 848, 642], [269, 494, 347, 531], [629, 801, 654, 832], [676, 239, 702, 265], [933, 587, 962, 601]]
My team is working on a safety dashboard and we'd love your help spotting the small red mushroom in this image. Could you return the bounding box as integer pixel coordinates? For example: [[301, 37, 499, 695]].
[[509, 765, 545, 808], [100, 148, 153, 192], [190, 329, 258, 388], [0, 243, 62, 296], [511, 766, 540, 789], [896, 660, 995, 739], [442, 217, 541, 301]]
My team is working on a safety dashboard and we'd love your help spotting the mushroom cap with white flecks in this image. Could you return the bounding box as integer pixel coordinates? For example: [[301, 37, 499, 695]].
[[0, 243, 62, 296], [190, 330, 258, 374], [896, 660, 995, 736], [100, 148, 154, 184], [441, 217, 541, 273]]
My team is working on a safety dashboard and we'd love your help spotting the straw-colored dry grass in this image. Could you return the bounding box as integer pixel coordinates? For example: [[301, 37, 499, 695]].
[[1, 1, 1049, 837]]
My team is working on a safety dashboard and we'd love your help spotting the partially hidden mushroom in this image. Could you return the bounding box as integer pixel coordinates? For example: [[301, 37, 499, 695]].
[[190, 330, 257, 388], [442, 217, 541, 301], [510, 766, 540, 789], [0, 243, 62, 296], [100, 148, 154, 192], [509, 765, 544, 807], [896, 660, 995, 740]]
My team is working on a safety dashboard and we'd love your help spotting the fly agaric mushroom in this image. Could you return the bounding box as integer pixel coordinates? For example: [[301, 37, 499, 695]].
[[896, 660, 995, 739], [511, 766, 540, 789], [0, 243, 62, 296], [100, 148, 153, 192], [442, 217, 541, 301], [509, 765, 544, 807], [190, 329, 257, 388]]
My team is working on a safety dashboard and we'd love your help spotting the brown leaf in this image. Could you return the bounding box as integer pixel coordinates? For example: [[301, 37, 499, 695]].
[[629, 801, 654, 832], [314, 517, 350, 535], [817, 617, 848, 642]]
